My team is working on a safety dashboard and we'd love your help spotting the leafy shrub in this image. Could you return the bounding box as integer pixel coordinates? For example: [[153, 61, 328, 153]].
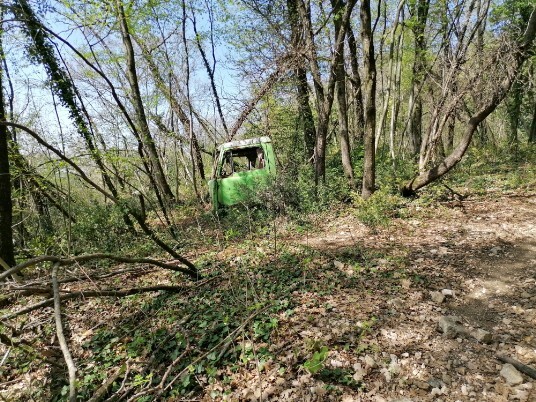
[[353, 188, 406, 226]]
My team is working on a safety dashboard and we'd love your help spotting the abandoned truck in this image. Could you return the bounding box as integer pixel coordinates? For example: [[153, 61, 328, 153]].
[[208, 136, 276, 210]]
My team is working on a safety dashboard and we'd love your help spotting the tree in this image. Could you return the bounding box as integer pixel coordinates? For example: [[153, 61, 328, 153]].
[[114, 0, 176, 205], [360, 0, 377, 199], [407, 0, 430, 157], [332, 0, 355, 187], [296, 0, 356, 184], [0, 33, 15, 269], [402, 6, 536, 195]]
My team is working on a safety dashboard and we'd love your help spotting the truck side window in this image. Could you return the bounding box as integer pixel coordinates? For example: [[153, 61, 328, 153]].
[[219, 147, 266, 177]]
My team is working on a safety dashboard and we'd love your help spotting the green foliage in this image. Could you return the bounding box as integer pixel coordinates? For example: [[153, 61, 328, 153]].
[[317, 367, 362, 389], [71, 203, 142, 254], [353, 188, 407, 227], [451, 143, 536, 193], [303, 346, 329, 374]]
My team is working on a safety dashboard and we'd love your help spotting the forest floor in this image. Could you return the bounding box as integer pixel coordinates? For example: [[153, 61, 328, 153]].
[[1, 188, 535, 401], [203, 190, 536, 401]]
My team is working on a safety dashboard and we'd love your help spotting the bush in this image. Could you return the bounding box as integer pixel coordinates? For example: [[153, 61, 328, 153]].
[[352, 188, 406, 227]]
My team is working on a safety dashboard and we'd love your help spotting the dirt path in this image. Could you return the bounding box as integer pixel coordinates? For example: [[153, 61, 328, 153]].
[[223, 194, 536, 401]]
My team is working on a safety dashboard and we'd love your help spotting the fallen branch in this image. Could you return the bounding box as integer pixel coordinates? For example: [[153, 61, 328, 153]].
[[1, 284, 189, 321], [1, 267, 149, 292], [0, 257, 21, 283], [52, 262, 77, 402], [442, 183, 467, 200], [497, 354, 536, 380], [0, 253, 198, 282], [87, 366, 126, 402]]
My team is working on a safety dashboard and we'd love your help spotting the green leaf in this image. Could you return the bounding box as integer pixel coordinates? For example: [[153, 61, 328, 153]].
[[303, 346, 329, 374]]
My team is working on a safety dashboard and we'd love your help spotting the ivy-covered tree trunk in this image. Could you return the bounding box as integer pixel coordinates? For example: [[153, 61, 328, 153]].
[[0, 43, 15, 268], [296, 68, 316, 160], [408, 0, 430, 157], [506, 78, 524, 145], [529, 98, 536, 143]]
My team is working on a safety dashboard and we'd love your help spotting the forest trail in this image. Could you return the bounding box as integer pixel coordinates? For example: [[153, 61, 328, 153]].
[[230, 193, 536, 401]]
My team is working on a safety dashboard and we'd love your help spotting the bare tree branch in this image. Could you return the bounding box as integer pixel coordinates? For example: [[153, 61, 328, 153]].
[[52, 262, 77, 402]]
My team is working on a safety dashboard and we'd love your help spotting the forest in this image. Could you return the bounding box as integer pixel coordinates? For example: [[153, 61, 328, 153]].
[[0, 0, 535, 400]]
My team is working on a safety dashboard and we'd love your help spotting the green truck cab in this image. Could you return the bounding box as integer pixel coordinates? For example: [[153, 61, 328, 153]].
[[208, 136, 276, 210]]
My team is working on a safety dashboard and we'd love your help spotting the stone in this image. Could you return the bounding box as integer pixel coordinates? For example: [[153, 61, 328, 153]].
[[472, 328, 492, 344], [500, 363, 524, 385], [438, 316, 462, 338], [431, 291, 446, 304], [428, 378, 444, 388], [333, 260, 345, 269], [489, 246, 501, 256], [467, 361, 478, 371], [414, 380, 431, 390], [430, 387, 443, 396], [364, 354, 377, 368], [510, 389, 529, 401], [442, 289, 454, 297], [391, 398, 414, 402], [388, 298, 404, 309]]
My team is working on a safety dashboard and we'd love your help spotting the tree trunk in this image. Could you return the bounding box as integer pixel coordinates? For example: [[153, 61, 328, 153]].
[[360, 0, 377, 199], [332, 0, 355, 186], [529, 96, 536, 143], [408, 0, 430, 157], [287, 0, 316, 160], [0, 59, 15, 268], [115, 0, 175, 205], [347, 26, 365, 143]]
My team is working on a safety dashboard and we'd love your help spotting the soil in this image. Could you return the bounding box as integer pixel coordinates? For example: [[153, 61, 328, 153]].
[[211, 193, 536, 401], [1, 192, 535, 401]]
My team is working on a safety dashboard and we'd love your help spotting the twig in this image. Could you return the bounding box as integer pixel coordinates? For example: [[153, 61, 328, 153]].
[[497, 354, 536, 380], [442, 183, 467, 200], [0, 347, 10, 366], [126, 340, 190, 401], [88, 365, 125, 402], [52, 262, 77, 402]]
